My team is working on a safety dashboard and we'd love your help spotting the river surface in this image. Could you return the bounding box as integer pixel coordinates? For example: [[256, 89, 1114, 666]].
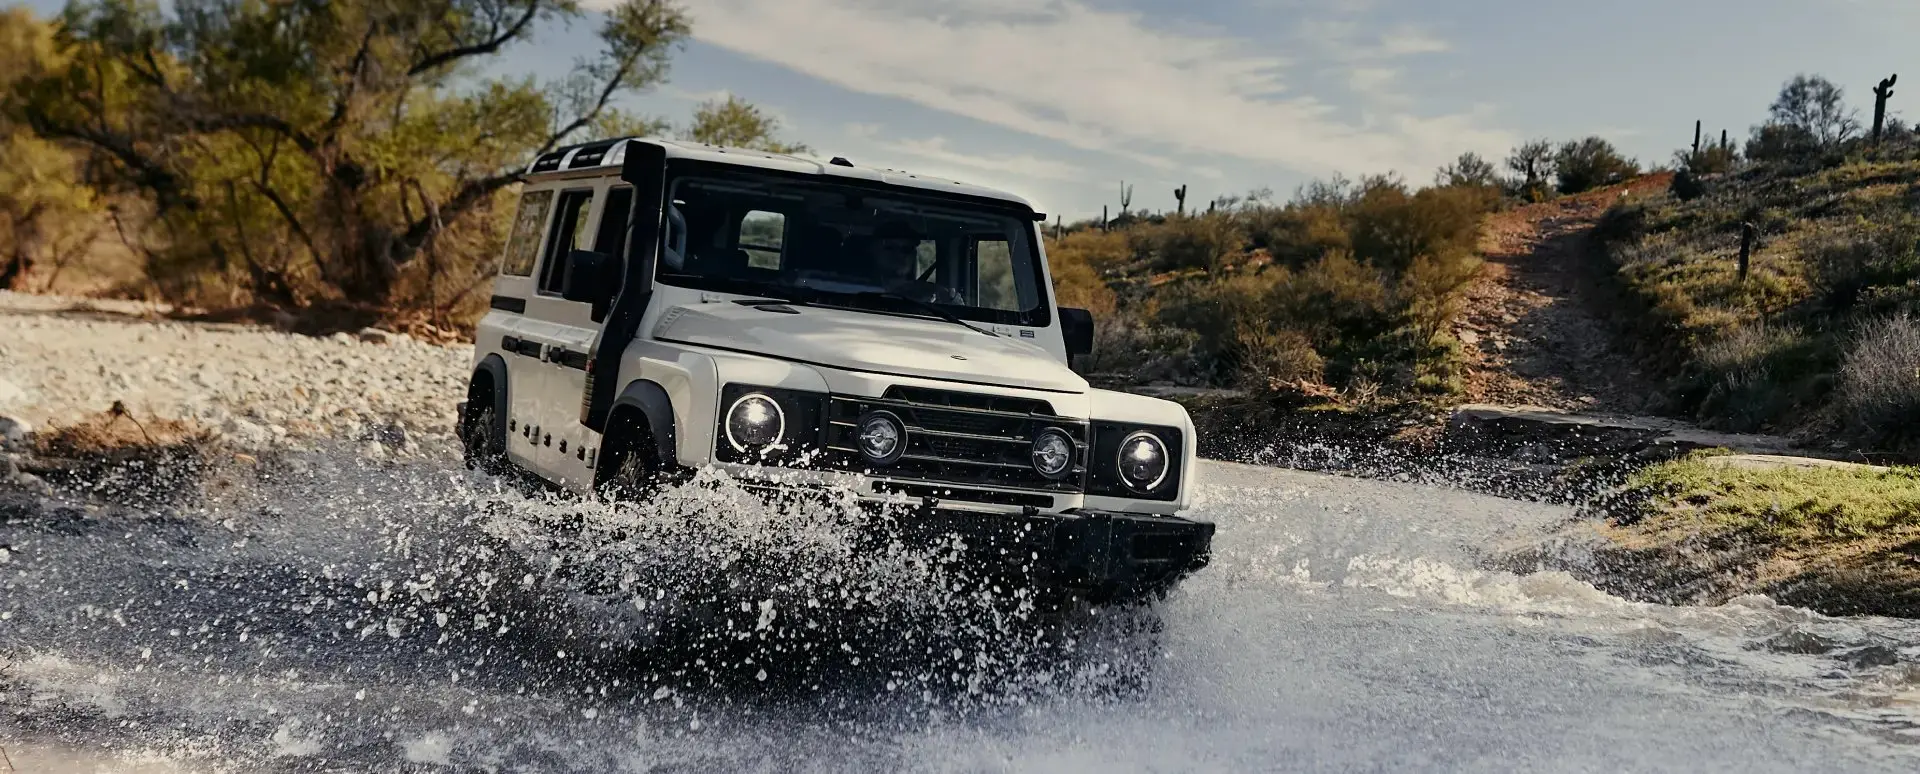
[[3, 451, 1919, 773]]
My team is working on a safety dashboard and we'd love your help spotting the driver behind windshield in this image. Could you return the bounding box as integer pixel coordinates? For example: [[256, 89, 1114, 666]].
[[864, 220, 960, 304]]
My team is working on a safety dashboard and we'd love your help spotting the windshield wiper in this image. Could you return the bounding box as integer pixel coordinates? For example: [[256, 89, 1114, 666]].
[[854, 291, 998, 338]]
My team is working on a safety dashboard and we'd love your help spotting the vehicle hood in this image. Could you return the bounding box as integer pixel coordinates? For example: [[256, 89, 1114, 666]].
[[651, 302, 1088, 393]]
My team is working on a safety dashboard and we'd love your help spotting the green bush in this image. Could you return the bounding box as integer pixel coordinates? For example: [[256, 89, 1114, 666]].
[[1839, 315, 1920, 452], [1554, 136, 1640, 194]]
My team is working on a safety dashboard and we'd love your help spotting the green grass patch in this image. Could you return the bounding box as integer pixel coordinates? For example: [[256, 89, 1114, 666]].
[[1624, 451, 1920, 542]]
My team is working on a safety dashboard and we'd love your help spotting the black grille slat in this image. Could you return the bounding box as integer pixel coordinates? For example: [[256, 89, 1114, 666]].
[[822, 388, 1086, 493]]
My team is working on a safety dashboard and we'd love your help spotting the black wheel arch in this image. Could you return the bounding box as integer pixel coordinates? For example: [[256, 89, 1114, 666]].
[[463, 354, 511, 443], [595, 379, 678, 486]]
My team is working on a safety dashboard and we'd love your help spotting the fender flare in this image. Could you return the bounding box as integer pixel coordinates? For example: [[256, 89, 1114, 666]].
[[609, 379, 677, 470], [464, 354, 511, 444]]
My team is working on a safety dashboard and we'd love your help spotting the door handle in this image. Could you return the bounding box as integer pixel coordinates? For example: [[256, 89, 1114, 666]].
[[502, 336, 544, 358], [546, 347, 590, 370]]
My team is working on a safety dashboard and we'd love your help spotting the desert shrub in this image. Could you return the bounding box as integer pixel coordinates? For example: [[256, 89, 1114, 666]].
[[1803, 219, 1920, 313], [1554, 136, 1641, 194], [1232, 323, 1325, 393], [1154, 271, 1281, 382], [1048, 240, 1118, 318], [1047, 228, 1132, 276], [1675, 144, 1739, 175], [1133, 214, 1246, 272], [1240, 204, 1349, 267], [1683, 322, 1833, 431], [1669, 168, 1711, 201], [1593, 200, 1655, 245], [1397, 251, 1483, 341], [1346, 180, 1488, 273], [1267, 251, 1390, 345], [1745, 123, 1821, 164], [1838, 314, 1920, 451]]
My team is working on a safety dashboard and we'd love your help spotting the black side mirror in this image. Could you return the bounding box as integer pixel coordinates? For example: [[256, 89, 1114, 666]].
[[561, 249, 611, 304], [1060, 307, 1094, 359]]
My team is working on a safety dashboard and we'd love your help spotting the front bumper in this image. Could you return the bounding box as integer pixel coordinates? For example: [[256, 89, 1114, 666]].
[[879, 503, 1215, 603]]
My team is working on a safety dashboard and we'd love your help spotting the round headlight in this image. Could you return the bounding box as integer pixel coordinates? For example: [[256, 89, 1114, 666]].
[[1030, 427, 1075, 479], [1116, 431, 1169, 491], [724, 393, 785, 451], [856, 411, 906, 465]]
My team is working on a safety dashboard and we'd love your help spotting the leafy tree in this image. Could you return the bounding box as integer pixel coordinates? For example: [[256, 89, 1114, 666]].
[[0, 7, 102, 290], [1767, 74, 1859, 147], [1504, 139, 1555, 200], [1435, 151, 1499, 189], [1553, 136, 1639, 194], [682, 95, 809, 154], [12, 0, 692, 307]]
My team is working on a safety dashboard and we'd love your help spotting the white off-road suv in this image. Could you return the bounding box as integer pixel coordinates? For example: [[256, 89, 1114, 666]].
[[455, 137, 1213, 604]]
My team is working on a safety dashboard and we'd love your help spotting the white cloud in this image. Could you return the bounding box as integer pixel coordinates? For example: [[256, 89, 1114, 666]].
[[844, 124, 1086, 182], [1375, 26, 1451, 57], [683, 0, 1511, 179]]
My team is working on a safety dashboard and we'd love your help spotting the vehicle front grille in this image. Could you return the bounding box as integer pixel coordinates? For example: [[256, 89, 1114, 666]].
[[821, 387, 1087, 493]]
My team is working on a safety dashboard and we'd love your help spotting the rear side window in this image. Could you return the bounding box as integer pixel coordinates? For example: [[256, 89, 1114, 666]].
[[537, 189, 595, 294], [501, 190, 554, 277]]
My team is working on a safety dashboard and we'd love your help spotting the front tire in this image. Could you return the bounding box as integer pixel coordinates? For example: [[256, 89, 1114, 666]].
[[595, 417, 662, 503], [462, 400, 507, 475]]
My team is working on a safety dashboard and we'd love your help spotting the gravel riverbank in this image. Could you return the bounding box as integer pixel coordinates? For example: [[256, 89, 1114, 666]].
[[0, 291, 471, 453]]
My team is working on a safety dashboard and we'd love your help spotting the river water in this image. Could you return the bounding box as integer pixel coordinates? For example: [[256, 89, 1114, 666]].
[[2, 451, 1918, 773]]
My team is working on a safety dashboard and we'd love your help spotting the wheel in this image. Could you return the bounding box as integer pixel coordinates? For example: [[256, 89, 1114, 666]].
[[462, 399, 507, 474], [595, 419, 661, 503]]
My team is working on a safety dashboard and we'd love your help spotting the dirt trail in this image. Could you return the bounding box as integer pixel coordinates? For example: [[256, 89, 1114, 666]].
[[1456, 176, 1672, 414]]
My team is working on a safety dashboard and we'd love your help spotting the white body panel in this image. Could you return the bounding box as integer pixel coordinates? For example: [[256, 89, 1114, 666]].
[[469, 139, 1201, 517]]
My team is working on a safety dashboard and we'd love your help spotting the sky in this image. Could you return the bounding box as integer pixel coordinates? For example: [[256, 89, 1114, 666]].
[[20, 0, 1920, 220]]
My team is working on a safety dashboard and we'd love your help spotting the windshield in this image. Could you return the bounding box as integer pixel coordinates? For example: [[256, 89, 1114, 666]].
[[655, 168, 1051, 326]]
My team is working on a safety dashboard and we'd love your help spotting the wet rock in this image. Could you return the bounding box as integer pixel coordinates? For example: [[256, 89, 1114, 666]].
[[375, 420, 409, 449], [1842, 646, 1901, 669], [1759, 627, 1841, 655], [0, 414, 31, 449]]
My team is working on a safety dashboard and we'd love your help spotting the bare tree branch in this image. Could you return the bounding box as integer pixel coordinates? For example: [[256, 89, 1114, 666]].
[[406, 1, 543, 77]]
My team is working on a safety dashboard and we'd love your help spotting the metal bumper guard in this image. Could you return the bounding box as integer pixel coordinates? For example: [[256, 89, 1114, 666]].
[[887, 505, 1215, 602]]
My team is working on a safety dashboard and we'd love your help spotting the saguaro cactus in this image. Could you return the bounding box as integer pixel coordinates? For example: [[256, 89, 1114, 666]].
[[1118, 181, 1134, 217], [1693, 120, 1702, 154], [1173, 184, 1188, 217], [1873, 74, 1898, 144]]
